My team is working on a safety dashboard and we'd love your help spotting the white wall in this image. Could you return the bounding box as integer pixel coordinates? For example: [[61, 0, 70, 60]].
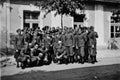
[[51, 12, 74, 28], [63, 15, 73, 27], [95, 4, 106, 46]]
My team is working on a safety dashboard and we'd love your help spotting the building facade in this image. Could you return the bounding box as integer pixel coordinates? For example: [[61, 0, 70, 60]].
[[0, 0, 120, 49]]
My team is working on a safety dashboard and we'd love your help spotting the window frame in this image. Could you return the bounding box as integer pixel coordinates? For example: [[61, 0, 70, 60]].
[[110, 23, 120, 38]]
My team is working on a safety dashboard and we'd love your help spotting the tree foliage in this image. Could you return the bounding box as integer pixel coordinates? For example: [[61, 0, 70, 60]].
[[35, 0, 85, 16]]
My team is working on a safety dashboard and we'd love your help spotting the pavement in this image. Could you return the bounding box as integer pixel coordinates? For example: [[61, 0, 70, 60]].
[[1, 49, 120, 76]]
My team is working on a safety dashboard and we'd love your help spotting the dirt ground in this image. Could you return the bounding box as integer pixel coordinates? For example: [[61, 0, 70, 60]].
[[1, 64, 120, 80], [1, 49, 120, 80]]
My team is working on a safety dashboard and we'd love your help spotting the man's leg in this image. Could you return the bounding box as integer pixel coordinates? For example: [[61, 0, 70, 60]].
[[80, 47, 85, 64]]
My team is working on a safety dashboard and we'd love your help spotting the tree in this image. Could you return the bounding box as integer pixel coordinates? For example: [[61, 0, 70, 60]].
[[34, 0, 85, 28]]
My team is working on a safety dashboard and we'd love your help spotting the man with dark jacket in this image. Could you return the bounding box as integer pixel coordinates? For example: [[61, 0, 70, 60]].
[[14, 29, 25, 67], [55, 41, 67, 64], [30, 44, 44, 65], [64, 28, 74, 62], [19, 43, 31, 69], [87, 26, 98, 63], [76, 28, 87, 64]]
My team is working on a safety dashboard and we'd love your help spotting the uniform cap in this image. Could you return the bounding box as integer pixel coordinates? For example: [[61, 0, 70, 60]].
[[16, 29, 21, 32]]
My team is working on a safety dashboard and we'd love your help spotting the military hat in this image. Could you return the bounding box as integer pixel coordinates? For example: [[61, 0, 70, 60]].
[[90, 26, 94, 30], [16, 28, 21, 33]]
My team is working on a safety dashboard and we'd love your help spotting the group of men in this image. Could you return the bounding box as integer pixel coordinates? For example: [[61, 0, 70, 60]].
[[14, 25, 98, 69]]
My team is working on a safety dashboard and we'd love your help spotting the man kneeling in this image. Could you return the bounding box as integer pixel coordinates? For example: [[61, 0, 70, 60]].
[[30, 44, 44, 66], [18, 43, 31, 69], [55, 41, 68, 64]]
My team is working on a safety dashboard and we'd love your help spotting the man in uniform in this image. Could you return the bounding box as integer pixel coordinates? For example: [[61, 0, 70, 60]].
[[19, 43, 31, 69], [87, 26, 98, 63], [30, 44, 44, 66], [42, 33, 53, 64], [14, 29, 25, 67], [55, 41, 67, 64], [76, 28, 87, 64], [64, 28, 74, 63], [24, 29, 33, 44], [73, 26, 79, 62]]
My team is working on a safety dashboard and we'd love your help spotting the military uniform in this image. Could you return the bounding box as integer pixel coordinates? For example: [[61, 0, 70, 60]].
[[77, 32, 87, 63], [14, 30, 25, 67], [30, 47, 44, 65], [42, 34, 53, 64], [87, 30, 98, 63], [64, 31, 74, 62], [55, 42, 67, 64], [64, 32, 74, 56], [18, 46, 31, 68], [24, 32, 33, 43], [53, 33, 61, 55]]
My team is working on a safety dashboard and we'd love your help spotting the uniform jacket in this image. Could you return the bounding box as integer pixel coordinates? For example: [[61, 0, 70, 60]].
[[43, 36, 52, 48], [77, 32, 87, 47], [15, 34, 24, 50], [64, 33, 74, 46], [56, 45, 66, 56], [87, 31, 98, 47]]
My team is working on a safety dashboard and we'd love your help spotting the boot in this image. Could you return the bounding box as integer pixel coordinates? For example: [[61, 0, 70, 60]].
[[81, 57, 84, 64], [21, 62, 25, 69], [94, 56, 98, 62], [16, 62, 20, 68], [91, 56, 95, 64]]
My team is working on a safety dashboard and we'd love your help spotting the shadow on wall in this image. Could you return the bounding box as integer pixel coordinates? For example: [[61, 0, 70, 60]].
[[107, 38, 119, 50]]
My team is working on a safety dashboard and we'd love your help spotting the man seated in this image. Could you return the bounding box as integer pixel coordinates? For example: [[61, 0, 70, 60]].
[[55, 41, 68, 64], [18, 43, 31, 69], [30, 44, 44, 66]]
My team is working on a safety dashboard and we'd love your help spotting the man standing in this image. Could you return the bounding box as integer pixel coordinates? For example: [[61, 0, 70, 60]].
[[14, 29, 25, 67], [87, 26, 98, 63], [64, 28, 74, 63], [77, 28, 87, 64]]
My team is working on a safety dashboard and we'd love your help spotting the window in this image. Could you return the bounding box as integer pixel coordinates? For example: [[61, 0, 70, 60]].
[[23, 10, 40, 28], [115, 26, 120, 38], [110, 12, 120, 38], [111, 13, 120, 23], [32, 12, 40, 19], [111, 25, 120, 38], [24, 23, 30, 28], [24, 11, 40, 19], [74, 14, 85, 22]]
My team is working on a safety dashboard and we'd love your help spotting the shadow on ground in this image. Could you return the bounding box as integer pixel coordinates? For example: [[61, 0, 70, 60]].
[[1, 64, 120, 80]]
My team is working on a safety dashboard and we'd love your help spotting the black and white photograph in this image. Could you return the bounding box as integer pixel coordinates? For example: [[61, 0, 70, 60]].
[[0, 0, 120, 80]]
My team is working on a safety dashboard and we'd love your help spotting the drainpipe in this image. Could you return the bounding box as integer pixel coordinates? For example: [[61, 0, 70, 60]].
[[6, 0, 10, 49]]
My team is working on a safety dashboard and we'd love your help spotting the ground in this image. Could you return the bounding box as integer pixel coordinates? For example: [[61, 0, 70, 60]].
[[1, 49, 120, 80]]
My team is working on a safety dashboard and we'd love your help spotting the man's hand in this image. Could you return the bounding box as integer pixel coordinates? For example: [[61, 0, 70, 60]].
[[16, 49, 18, 52], [92, 45, 94, 48], [76, 46, 78, 49]]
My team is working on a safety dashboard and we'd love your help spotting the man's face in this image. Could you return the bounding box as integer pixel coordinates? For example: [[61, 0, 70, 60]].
[[59, 43, 62, 47], [34, 44, 38, 49], [79, 28, 82, 33], [25, 43, 29, 48], [17, 31, 21, 35]]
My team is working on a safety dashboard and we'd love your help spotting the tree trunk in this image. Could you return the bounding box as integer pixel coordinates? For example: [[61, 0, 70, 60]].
[[61, 14, 63, 29]]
